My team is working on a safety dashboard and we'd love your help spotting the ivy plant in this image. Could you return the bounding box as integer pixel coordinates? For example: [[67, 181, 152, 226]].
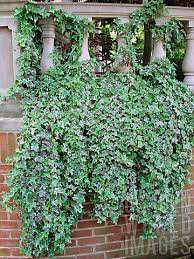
[[1, 0, 193, 258]]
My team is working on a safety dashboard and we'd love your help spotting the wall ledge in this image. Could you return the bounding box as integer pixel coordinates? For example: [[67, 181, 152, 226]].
[[0, 117, 22, 132]]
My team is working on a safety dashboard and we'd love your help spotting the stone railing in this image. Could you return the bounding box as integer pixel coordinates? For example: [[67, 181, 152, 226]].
[[0, 0, 194, 131]]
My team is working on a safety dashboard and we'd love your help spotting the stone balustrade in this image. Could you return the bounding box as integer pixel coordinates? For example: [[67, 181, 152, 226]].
[[0, 1, 194, 132], [38, 2, 194, 91]]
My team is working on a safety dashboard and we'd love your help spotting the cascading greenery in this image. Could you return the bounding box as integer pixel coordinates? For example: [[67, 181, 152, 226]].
[[2, 0, 193, 258], [3, 4, 94, 258]]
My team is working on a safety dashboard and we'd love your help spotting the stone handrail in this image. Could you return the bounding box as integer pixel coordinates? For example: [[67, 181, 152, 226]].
[[1, 1, 194, 20]]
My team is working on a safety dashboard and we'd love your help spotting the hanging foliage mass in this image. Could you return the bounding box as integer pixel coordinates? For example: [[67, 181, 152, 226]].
[[1, 0, 193, 258]]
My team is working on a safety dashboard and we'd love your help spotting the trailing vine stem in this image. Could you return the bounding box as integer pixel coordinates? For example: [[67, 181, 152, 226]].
[[1, 0, 193, 258]]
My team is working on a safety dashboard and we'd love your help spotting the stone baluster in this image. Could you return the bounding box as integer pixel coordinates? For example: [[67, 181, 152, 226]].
[[151, 18, 166, 61], [94, 20, 103, 73], [40, 17, 55, 73], [79, 17, 92, 61], [114, 17, 130, 72], [182, 21, 194, 92]]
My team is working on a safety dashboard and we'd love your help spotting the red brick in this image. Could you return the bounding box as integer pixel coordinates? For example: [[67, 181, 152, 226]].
[[189, 190, 194, 198], [0, 174, 6, 183], [96, 242, 122, 252], [0, 230, 10, 238], [185, 181, 194, 190], [72, 229, 92, 238], [10, 211, 20, 220], [7, 133, 17, 160], [136, 223, 144, 231], [122, 223, 132, 233], [94, 226, 122, 235], [77, 220, 105, 229], [0, 211, 8, 220], [77, 253, 104, 259], [78, 236, 105, 246], [106, 249, 126, 258], [10, 231, 20, 239], [0, 164, 12, 173], [0, 247, 11, 256], [0, 133, 8, 163], [0, 220, 20, 229], [107, 233, 128, 243], [0, 184, 9, 193], [10, 247, 24, 256], [65, 246, 93, 255], [0, 239, 19, 247], [117, 215, 129, 225]]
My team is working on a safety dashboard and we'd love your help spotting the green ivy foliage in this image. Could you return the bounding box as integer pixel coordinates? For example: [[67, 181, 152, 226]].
[[129, 0, 165, 31], [1, 0, 193, 258], [89, 72, 135, 222], [89, 59, 193, 239], [3, 3, 95, 258], [152, 17, 186, 60], [5, 63, 95, 258], [131, 60, 193, 237]]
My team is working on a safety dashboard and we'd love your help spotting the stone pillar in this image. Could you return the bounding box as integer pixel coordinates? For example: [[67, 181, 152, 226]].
[[113, 17, 130, 72], [40, 17, 55, 73], [79, 17, 92, 62], [0, 27, 14, 96], [151, 18, 166, 61], [182, 21, 194, 92], [79, 32, 90, 61]]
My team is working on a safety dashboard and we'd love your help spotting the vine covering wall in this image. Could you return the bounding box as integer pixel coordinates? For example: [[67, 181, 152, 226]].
[[1, 0, 193, 258]]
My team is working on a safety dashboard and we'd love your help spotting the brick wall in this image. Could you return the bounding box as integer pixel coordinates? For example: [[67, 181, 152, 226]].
[[0, 132, 194, 259]]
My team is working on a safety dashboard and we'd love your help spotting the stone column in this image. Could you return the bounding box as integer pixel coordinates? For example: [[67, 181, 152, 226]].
[[79, 32, 90, 61], [40, 17, 55, 73], [182, 21, 194, 92], [113, 17, 130, 72], [151, 18, 166, 61], [79, 17, 92, 62]]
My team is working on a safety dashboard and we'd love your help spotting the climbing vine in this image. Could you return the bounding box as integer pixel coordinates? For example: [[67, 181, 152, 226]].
[[1, 0, 193, 258]]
